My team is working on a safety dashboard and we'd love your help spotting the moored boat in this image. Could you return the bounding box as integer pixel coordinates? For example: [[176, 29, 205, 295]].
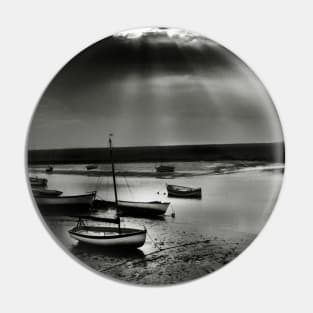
[[29, 176, 48, 187], [96, 200, 170, 216], [45, 166, 53, 173], [167, 184, 202, 199], [156, 165, 175, 173], [86, 164, 98, 170], [118, 200, 169, 215], [34, 191, 96, 208]]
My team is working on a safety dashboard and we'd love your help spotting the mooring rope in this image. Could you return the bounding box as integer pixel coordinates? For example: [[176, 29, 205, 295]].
[[146, 230, 162, 251]]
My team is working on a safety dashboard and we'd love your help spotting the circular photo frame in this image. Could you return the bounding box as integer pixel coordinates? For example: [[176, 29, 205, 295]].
[[27, 27, 284, 286]]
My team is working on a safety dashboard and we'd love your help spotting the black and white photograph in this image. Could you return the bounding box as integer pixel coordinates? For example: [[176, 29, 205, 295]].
[[4, 0, 313, 312], [26, 27, 285, 285]]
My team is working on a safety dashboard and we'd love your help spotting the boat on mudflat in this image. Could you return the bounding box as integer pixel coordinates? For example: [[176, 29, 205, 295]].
[[29, 177, 48, 187], [34, 191, 96, 208], [69, 215, 146, 248], [167, 184, 202, 199], [156, 165, 175, 173], [69, 135, 147, 248]]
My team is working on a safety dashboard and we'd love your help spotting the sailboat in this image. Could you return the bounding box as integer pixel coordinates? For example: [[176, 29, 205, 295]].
[[69, 215, 146, 247], [93, 139, 170, 216], [68, 135, 147, 248]]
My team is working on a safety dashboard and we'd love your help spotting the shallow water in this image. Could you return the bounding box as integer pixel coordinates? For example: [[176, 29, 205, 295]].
[[30, 161, 283, 235]]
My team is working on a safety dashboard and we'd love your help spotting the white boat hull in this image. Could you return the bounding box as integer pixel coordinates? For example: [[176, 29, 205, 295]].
[[69, 227, 146, 248], [118, 200, 169, 216]]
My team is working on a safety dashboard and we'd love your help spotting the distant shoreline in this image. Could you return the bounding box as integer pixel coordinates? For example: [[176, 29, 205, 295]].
[[27, 142, 284, 165]]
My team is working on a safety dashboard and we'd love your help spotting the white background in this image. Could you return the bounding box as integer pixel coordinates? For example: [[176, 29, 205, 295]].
[[1, 1, 312, 312]]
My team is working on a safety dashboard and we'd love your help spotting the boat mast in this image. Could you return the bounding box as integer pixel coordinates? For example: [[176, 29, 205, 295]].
[[109, 134, 120, 232]]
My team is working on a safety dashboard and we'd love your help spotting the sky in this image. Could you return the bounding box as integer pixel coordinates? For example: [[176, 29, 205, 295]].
[[28, 27, 283, 149]]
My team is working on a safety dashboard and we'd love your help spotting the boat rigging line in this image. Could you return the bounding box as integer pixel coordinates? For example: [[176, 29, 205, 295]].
[[124, 175, 135, 201]]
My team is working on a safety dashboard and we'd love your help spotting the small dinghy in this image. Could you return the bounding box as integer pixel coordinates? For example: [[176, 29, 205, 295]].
[[32, 189, 63, 197], [45, 166, 53, 173], [29, 176, 48, 187], [34, 191, 96, 208], [86, 164, 98, 170], [167, 184, 202, 199], [156, 165, 175, 173], [69, 215, 146, 248]]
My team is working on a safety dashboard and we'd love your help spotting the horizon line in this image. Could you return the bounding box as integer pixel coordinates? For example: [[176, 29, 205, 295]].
[[28, 141, 284, 152]]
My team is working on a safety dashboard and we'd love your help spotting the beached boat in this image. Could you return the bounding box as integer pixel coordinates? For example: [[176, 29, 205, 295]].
[[86, 164, 98, 170], [32, 189, 63, 197], [69, 135, 146, 248], [167, 184, 202, 199], [34, 191, 96, 208], [69, 215, 146, 247], [29, 176, 48, 187], [156, 165, 175, 173]]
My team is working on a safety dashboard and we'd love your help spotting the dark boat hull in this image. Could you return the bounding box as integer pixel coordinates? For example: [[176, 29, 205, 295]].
[[156, 165, 175, 173], [167, 185, 202, 199], [86, 165, 98, 170], [35, 192, 96, 215], [32, 189, 63, 197]]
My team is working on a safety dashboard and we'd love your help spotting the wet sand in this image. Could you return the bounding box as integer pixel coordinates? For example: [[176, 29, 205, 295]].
[[101, 231, 255, 285], [45, 215, 255, 285]]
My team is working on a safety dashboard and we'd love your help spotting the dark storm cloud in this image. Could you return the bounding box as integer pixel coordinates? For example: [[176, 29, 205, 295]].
[[29, 27, 283, 149]]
